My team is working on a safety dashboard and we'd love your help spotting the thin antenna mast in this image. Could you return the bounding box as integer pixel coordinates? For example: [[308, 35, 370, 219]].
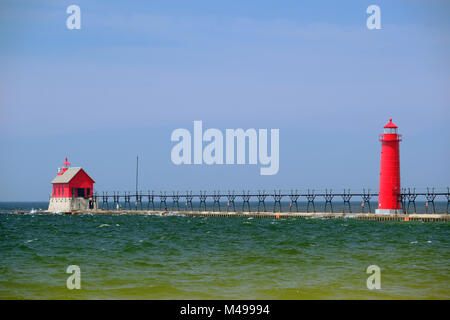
[[136, 155, 139, 196]]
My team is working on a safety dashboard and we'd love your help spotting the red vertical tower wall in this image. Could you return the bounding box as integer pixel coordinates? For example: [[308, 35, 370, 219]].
[[377, 119, 402, 214]]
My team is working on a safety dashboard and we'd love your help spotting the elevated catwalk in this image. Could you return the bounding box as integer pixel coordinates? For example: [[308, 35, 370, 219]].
[[91, 188, 450, 215]]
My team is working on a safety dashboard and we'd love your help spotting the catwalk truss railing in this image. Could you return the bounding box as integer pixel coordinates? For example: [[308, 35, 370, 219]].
[[91, 188, 450, 214]]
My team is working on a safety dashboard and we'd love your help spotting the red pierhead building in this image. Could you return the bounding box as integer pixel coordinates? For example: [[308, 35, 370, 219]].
[[51, 157, 95, 198], [48, 158, 96, 212], [376, 119, 402, 214]]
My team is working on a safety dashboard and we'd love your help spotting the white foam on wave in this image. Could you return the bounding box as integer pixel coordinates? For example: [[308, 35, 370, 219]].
[[98, 224, 110, 228]]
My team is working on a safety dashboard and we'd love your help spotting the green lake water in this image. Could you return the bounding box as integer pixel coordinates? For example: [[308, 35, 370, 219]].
[[1, 205, 449, 299]]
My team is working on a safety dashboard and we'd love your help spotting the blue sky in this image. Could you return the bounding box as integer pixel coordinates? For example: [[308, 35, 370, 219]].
[[0, 0, 449, 201]]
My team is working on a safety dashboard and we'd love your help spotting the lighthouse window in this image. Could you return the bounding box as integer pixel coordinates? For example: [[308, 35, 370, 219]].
[[384, 128, 397, 134]]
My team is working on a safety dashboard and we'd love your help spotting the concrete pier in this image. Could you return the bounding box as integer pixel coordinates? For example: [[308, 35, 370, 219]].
[[55, 209, 450, 222]]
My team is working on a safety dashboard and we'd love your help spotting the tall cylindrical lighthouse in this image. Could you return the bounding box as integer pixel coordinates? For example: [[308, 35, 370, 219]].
[[376, 118, 402, 214]]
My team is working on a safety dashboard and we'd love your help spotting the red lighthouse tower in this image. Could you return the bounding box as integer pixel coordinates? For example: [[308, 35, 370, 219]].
[[376, 119, 402, 214]]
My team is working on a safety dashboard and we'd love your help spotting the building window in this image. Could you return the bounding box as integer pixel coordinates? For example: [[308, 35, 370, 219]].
[[77, 188, 85, 198]]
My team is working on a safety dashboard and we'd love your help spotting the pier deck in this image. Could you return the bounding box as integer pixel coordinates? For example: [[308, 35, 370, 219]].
[[63, 209, 450, 222]]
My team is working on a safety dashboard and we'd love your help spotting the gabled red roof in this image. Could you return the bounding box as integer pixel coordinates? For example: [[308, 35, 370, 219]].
[[384, 118, 398, 129], [51, 167, 95, 184]]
